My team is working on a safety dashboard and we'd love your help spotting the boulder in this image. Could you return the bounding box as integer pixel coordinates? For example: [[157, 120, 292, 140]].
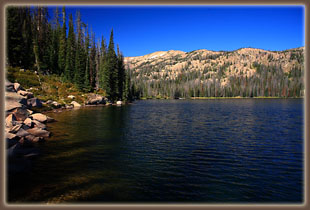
[[68, 95, 75, 99], [51, 101, 61, 108], [23, 118, 33, 127], [32, 120, 46, 130], [18, 90, 33, 99], [11, 107, 29, 121], [45, 100, 53, 104], [6, 81, 15, 92], [25, 134, 44, 143], [6, 132, 18, 140], [27, 127, 50, 138], [116, 101, 123, 105], [15, 128, 30, 137], [26, 109, 33, 115], [9, 124, 22, 133], [86, 94, 105, 105], [71, 101, 81, 108], [14, 83, 22, 92], [5, 92, 26, 111], [5, 114, 17, 127], [27, 98, 42, 108], [31, 113, 48, 123], [65, 104, 74, 109]]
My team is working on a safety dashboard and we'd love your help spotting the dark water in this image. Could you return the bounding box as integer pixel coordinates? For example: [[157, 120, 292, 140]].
[[8, 99, 304, 203]]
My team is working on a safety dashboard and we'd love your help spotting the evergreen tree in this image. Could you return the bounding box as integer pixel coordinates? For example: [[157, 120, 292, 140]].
[[84, 24, 91, 91], [103, 29, 118, 101], [64, 13, 75, 81], [89, 31, 97, 90], [58, 6, 66, 74], [117, 45, 125, 100]]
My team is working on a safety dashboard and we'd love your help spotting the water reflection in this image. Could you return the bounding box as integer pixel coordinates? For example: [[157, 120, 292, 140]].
[[8, 99, 303, 203]]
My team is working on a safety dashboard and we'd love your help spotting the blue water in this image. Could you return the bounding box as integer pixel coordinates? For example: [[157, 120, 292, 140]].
[[8, 99, 304, 203]]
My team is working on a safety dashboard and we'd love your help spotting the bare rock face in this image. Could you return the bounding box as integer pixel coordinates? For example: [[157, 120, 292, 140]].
[[5, 114, 17, 127], [27, 98, 42, 108], [27, 128, 50, 138], [71, 101, 81, 108]]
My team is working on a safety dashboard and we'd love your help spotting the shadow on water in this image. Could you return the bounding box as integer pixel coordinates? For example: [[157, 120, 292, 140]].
[[8, 99, 304, 203]]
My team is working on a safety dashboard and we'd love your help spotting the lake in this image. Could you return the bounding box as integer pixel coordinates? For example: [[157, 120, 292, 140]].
[[8, 99, 304, 203]]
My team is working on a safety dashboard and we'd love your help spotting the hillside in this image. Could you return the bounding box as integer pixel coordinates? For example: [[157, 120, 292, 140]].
[[125, 47, 304, 99]]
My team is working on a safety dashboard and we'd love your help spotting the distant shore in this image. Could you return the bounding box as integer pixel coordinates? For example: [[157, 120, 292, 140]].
[[140, 96, 304, 100]]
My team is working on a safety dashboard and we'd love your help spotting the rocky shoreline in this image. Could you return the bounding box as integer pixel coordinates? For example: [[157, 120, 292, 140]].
[[5, 81, 123, 174]]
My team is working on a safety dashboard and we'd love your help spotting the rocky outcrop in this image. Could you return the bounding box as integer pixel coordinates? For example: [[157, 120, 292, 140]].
[[5, 82, 55, 174]]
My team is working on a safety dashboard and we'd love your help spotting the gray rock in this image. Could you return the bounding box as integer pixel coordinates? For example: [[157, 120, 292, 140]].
[[5, 92, 26, 111], [11, 107, 29, 121], [6, 81, 15, 92], [116, 101, 123, 105], [31, 113, 48, 123], [51, 101, 61, 108], [27, 98, 42, 108], [67, 95, 75, 99], [86, 94, 105, 105]]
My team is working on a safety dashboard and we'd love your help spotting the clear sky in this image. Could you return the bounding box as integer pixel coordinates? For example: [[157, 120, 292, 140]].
[[49, 6, 304, 57]]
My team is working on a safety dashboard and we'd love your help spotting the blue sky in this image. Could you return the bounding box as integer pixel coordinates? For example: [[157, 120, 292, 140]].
[[48, 6, 304, 57]]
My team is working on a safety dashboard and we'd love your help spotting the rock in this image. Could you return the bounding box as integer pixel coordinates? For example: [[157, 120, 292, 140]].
[[27, 98, 42, 108], [32, 120, 46, 130], [25, 134, 44, 143], [46, 116, 55, 123], [6, 81, 15, 92], [6, 132, 18, 140], [31, 113, 48, 123], [11, 107, 29, 121], [14, 83, 21, 92], [46, 100, 53, 104], [68, 95, 75, 99], [23, 118, 33, 127], [27, 127, 50, 138], [26, 109, 33, 115], [15, 128, 30, 137], [51, 101, 61, 108], [9, 124, 22, 133], [18, 90, 34, 99], [71, 101, 81, 108], [65, 104, 74, 109], [116, 101, 122, 105], [5, 92, 26, 111], [86, 94, 105, 105], [20, 68, 25, 72], [5, 114, 17, 127]]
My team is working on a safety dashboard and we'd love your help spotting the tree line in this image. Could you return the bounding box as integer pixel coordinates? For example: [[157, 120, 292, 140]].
[[7, 6, 134, 102], [130, 54, 304, 99]]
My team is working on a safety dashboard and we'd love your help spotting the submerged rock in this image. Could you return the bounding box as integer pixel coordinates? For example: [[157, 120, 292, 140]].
[[27, 127, 50, 138]]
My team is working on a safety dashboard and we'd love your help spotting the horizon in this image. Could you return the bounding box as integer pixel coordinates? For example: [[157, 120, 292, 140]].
[[46, 5, 305, 57], [124, 45, 305, 57]]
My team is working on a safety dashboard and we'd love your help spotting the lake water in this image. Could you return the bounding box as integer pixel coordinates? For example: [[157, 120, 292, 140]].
[[8, 99, 304, 203]]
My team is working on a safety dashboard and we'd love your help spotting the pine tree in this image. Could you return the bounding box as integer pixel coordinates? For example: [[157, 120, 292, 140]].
[[103, 29, 118, 101], [117, 45, 125, 100], [89, 31, 97, 90], [64, 13, 75, 81], [74, 11, 86, 90], [84, 24, 91, 91], [58, 6, 66, 74]]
